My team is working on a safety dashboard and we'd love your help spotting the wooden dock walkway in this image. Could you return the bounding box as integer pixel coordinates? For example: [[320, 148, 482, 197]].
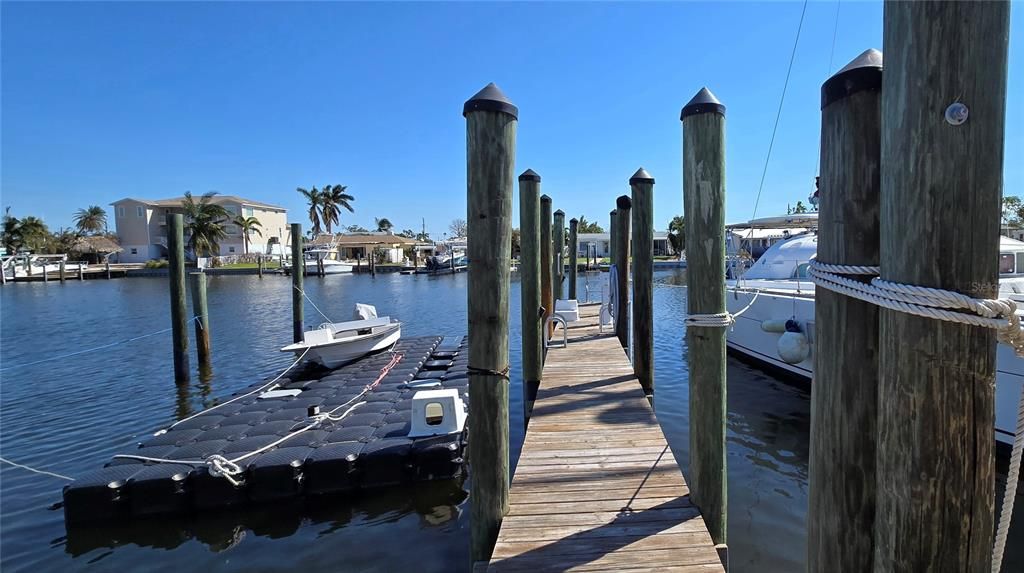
[[476, 303, 725, 572]]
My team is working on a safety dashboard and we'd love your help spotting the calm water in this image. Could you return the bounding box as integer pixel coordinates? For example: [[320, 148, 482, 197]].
[[0, 271, 1019, 571]]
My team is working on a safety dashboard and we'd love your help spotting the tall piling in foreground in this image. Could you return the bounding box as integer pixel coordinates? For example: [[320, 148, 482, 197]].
[[553, 210, 565, 302], [630, 169, 655, 396], [612, 196, 631, 350], [167, 213, 190, 384], [540, 195, 553, 339], [681, 87, 727, 546], [463, 82, 516, 564], [568, 218, 579, 300], [519, 169, 543, 425], [190, 271, 212, 367], [290, 223, 304, 343], [807, 49, 882, 572], [876, 4, 1007, 570]]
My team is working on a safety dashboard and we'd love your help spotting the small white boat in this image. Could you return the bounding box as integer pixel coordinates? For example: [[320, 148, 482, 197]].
[[282, 248, 355, 275], [723, 216, 1024, 447], [281, 304, 401, 368]]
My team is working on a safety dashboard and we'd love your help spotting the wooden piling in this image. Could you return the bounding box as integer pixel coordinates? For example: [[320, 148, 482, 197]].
[[463, 82, 516, 564], [807, 49, 882, 572], [540, 195, 553, 339], [167, 213, 190, 384], [42, 263, 48, 282], [190, 271, 212, 367], [552, 210, 565, 302], [257, 255, 264, 277], [612, 196, 630, 350], [59, 260, 66, 283], [609, 209, 618, 264], [568, 218, 578, 300], [876, 4, 1007, 570], [290, 223, 304, 343], [105, 261, 111, 280], [519, 169, 543, 424], [681, 87, 727, 545], [630, 168, 655, 396]]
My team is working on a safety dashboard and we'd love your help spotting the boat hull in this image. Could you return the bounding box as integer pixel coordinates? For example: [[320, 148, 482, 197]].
[[295, 324, 401, 368], [725, 285, 1022, 446]]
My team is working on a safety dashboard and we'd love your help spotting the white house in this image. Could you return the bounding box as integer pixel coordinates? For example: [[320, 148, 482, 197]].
[[576, 232, 673, 258]]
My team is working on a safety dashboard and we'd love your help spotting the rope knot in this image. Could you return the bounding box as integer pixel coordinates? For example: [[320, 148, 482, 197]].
[[205, 455, 244, 486]]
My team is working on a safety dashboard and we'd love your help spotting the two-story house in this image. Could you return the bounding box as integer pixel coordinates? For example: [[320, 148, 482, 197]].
[[111, 195, 288, 262]]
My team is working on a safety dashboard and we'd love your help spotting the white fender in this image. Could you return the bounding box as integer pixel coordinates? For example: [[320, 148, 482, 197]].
[[777, 331, 810, 364], [761, 319, 788, 333]]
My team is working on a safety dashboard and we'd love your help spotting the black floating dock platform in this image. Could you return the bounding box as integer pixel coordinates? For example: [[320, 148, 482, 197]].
[[62, 336, 469, 525]]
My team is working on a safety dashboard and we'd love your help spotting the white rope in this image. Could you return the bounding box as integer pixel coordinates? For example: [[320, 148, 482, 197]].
[[685, 290, 762, 328], [156, 347, 311, 435], [994, 381, 1024, 572], [0, 456, 74, 481], [292, 284, 333, 324], [807, 261, 1024, 356], [0, 316, 201, 372], [119, 352, 403, 486]]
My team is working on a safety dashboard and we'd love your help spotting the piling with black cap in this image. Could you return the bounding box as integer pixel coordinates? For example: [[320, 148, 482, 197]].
[[876, 4, 1007, 570], [807, 49, 882, 572], [540, 195, 553, 340], [681, 86, 727, 547], [568, 218, 579, 300], [463, 82, 516, 564], [552, 210, 565, 302], [630, 168, 655, 396], [519, 169, 543, 425], [290, 223, 304, 343], [612, 196, 631, 350], [167, 213, 190, 384]]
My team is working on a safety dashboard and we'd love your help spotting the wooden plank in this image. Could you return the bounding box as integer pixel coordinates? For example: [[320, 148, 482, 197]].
[[483, 305, 723, 571]]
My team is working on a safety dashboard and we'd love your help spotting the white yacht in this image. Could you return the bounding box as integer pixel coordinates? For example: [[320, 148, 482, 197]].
[[724, 215, 1023, 447], [1, 254, 88, 280], [282, 247, 354, 275]]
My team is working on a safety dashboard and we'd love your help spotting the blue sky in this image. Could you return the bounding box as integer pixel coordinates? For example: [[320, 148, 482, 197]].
[[2, 2, 1021, 238]]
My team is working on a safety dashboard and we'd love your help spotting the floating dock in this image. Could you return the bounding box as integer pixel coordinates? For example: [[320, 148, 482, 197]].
[[476, 304, 725, 572], [62, 336, 468, 524]]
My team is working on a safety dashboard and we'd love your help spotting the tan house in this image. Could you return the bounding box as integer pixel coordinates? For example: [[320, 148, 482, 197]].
[[308, 232, 420, 263], [111, 195, 288, 263]]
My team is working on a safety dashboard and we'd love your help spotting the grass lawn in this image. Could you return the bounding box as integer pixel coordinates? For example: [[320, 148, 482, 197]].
[[218, 261, 282, 269]]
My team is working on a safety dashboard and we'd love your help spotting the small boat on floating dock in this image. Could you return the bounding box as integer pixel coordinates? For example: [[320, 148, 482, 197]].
[[281, 304, 402, 368], [62, 335, 469, 525]]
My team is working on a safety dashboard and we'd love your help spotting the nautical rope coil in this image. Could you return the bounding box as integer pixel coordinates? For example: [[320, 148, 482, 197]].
[[807, 260, 1024, 357]]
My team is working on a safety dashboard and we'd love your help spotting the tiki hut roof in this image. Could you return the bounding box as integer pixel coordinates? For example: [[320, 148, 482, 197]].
[[72, 235, 123, 254]]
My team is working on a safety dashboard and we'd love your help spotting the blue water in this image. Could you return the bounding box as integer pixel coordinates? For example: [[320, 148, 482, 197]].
[[0, 271, 1019, 571]]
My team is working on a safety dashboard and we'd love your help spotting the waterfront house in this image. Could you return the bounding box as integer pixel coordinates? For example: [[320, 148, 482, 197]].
[[308, 232, 420, 263], [110, 196, 287, 263], [576, 231, 673, 258]]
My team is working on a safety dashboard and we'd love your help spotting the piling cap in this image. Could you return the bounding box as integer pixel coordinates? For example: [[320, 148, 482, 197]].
[[569, 218, 578, 224], [519, 169, 541, 182], [616, 195, 632, 210], [821, 49, 882, 109], [554, 209, 565, 217], [541, 194, 552, 203], [630, 168, 655, 185], [463, 82, 518, 119], [681, 87, 725, 120]]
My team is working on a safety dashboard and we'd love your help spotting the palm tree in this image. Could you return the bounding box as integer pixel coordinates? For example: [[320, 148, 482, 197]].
[[232, 215, 263, 254], [13, 216, 50, 252], [667, 215, 685, 257], [181, 192, 230, 258], [297, 187, 324, 235], [577, 216, 604, 233], [375, 217, 393, 232], [2, 208, 22, 252], [73, 206, 107, 235], [320, 184, 355, 233]]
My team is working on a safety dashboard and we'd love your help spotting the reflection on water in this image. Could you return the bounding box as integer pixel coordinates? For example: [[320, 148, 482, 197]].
[[1, 271, 1019, 572]]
